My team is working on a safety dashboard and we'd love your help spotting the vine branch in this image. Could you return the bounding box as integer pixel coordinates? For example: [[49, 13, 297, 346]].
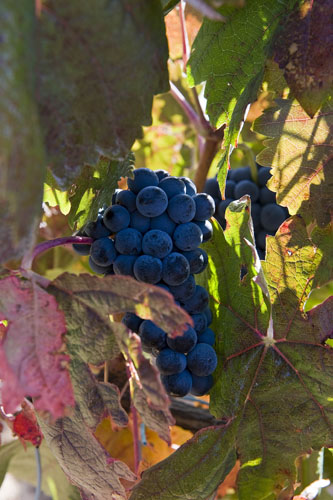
[[21, 236, 93, 271]]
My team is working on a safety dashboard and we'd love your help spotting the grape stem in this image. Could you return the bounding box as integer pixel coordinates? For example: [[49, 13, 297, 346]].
[[21, 236, 93, 271]]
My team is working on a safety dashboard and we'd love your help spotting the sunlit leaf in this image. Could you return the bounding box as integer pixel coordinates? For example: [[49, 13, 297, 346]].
[[254, 99, 333, 227]]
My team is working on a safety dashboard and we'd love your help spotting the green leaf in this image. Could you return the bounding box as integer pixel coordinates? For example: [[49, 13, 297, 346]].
[[37, 0, 169, 188], [48, 273, 191, 365], [198, 209, 333, 499], [129, 423, 237, 500], [0, 440, 22, 486], [254, 99, 333, 227], [187, 0, 297, 192], [67, 154, 135, 230], [273, 0, 333, 118], [38, 406, 136, 500], [0, 1, 45, 265], [161, 0, 179, 15]]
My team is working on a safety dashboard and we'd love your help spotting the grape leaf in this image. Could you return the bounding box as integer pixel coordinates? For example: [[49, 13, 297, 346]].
[[0, 276, 74, 418], [37, 0, 169, 188], [48, 273, 191, 365], [187, 0, 297, 192], [38, 405, 136, 500], [67, 154, 135, 230], [68, 351, 128, 429], [117, 330, 174, 443], [273, 0, 333, 118], [200, 208, 333, 499], [254, 99, 333, 227], [129, 422, 237, 500], [0, 1, 45, 265]]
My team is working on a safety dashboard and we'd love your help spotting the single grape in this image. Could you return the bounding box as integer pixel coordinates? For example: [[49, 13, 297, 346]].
[[136, 186, 168, 217], [167, 194, 196, 224], [256, 229, 274, 250], [182, 248, 208, 274], [127, 167, 159, 193], [130, 210, 151, 234], [191, 313, 207, 334], [103, 205, 130, 233], [139, 320, 167, 350], [230, 166, 251, 183], [159, 177, 186, 198], [169, 274, 196, 302], [257, 166, 271, 187], [88, 256, 114, 275], [260, 204, 286, 232], [133, 255, 162, 284], [161, 370, 192, 397], [173, 223, 203, 251], [116, 189, 137, 213], [166, 324, 197, 353], [182, 285, 209, 314], [162, 252, 190, 286], [194, 220, 213, 242], [156, 348, 187, 375], [150, 212, 176, 235], [217, 199, 233, 219], [72, 229, 91, 255], [225, 180, 236, 199], [259, 186, 276, 205], [193, 193, 215, 221], [203, 307, 213, 326], [204, 178, 220, 199], [122, 312, 143, 333], [155, 169, 170, 181], [197, 328, 215, 346], [142, 230, 173, 259], [251, 203, 262, 232], [113, 255, 137, 276], [115, 228, 142, 255], [90, 237, 117, 267], [84, 217, 111, 240], [190, 374, 213, 396], [234, 180, 259, 202], [187, 343, 217, 376], [180, 177, 197, 196]]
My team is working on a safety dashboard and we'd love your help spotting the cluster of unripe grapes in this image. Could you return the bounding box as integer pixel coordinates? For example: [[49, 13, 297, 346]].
[[204, 165, 288, 259], [73, 168, 217, 397]]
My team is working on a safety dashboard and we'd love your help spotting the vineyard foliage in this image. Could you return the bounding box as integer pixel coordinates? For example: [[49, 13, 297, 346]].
[[0, 1, 332, 500]]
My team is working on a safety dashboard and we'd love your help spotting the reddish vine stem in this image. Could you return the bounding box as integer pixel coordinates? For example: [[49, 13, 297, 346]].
[[21, 236, 93, 271], [194, 125, 226, 192]]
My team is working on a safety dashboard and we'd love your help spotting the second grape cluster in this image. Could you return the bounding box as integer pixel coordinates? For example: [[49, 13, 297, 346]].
[[74, 168, 217, 397]]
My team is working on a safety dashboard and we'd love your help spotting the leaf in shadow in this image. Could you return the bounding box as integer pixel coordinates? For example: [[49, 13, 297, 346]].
[[38, 405, 136, 500]]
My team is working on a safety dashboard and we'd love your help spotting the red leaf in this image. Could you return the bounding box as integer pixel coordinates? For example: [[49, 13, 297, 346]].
[[13, 401, 43, 447], [0, 276, 74, 418]]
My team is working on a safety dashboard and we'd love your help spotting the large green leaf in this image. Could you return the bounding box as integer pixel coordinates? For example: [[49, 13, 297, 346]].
[[187, 0, 298, 193], [37, 0, 169, 188], [0, 1, 45, 265], [129, 422, 237, 500], [199, 210, 333, 499], [254, 99, 333, 227]]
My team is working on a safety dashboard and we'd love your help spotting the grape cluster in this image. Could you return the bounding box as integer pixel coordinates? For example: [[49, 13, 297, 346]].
[[205, 165, 288, 259], [73, 168, 217, 397]]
